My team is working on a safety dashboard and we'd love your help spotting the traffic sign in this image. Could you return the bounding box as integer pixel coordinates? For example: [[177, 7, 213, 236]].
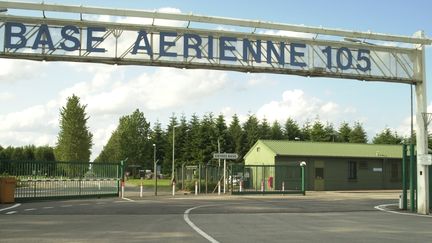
[[213, 153, 238, 160]]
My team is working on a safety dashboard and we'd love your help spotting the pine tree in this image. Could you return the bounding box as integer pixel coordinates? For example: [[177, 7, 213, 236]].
[[324, 122, 337, 142], [215, 114, 229, 153], [200, 113, 217, 164], [55, 95, 93, 162], [243, 114, 260, 155], [349, 122, 368, 143], [300, 121, 312, 141], [186, 114, 202, 164], [372, 128, 402, 144], [270, 120, 284, 140], [310, 120, 327, 142], [284, 118, 301, 140], [259, 118, 272, 139], [227, 114, 244, 162], [152, 121, 167, 173], [338, 122, 352, 142]]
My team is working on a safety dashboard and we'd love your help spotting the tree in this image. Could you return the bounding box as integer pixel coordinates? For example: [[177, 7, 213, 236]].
[[215, 114, 229, 153], [227, 114, 244, 162], [300, 121, 312, 141], [349, 122, 367, 143], [270, 120, 284, 140], [186, 114, 202, 164], [259, 118, 272, 139], [283, 118, 301, 140], [152, 121, 167, 172], [199, 113, 217, 164], [310, 120, 327, 142], [324, 122, 337, 142], [243, 114, 260, 155], [373, 128, 402, 144], [338, 122, 352, 142], [55, 95, 93, 162]]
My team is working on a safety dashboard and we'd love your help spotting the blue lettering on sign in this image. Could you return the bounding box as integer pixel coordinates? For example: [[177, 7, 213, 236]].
[[160, 32, 177, 57], [290, 43, 306, 67], [32, 24, 55, 50], [184, 34, 202, 58], [2, 22, 373, 73], [131, 31, 153, 57], [87, 27, 106, 53], [219, 36, 237, 61], [60, 25, 80, 51], [5, 22, 27, 49]]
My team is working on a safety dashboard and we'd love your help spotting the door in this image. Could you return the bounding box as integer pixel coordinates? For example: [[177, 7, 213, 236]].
[[314, 161, 325, 191]]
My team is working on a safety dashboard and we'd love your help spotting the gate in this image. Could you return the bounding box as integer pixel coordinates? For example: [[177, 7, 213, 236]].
[[231, 164, 306, 195], [0, 160, 121, 201], [176, 164, 222, 193]]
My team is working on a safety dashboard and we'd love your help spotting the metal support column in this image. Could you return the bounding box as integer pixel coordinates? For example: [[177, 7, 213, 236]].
[[402, 144, 407, 210]]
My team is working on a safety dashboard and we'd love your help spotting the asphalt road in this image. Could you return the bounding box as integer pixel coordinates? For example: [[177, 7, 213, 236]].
[[1, 191, 431, 243]]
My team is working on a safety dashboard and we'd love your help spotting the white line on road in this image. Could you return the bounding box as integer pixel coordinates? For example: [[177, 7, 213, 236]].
[[375, 204, 432, 218], [122, 197, 135, 202], [43, 207, 54, 209], [60, 205, 73, 208], [24, 208, 36, 211], [5, 211, 17, 215], [0, 203, 21, 212], [184, 205, 219, 243]]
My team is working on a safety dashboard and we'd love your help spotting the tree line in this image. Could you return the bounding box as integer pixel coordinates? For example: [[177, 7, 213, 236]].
[[0, 95, 410, 173], [94, 108, 405, 174]]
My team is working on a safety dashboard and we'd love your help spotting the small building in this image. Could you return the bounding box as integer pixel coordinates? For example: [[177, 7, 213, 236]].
[[244, 140, 404, 191]]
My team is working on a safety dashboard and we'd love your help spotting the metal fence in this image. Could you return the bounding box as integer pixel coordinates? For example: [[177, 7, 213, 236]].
[[230, 164, 306, 195], [0, 160, 121, 201], [175, 164, 222, 193]]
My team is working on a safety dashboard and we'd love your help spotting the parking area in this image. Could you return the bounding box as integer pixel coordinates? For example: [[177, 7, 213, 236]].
[[1, 190, 431, 242]]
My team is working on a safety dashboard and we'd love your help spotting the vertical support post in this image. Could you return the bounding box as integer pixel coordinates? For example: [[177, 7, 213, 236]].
[[140, 178, 143, 198], [402, 144, 408, 210], [223, 159, 226, 194], [410, 143, 416, 212], [195, 180, 198, 195], [198, 163, 201, 194], [218, 181, 221, 195], [205, 165, 208, 194], [301, 165, 305, 195], [414, 30, 429, 214], [172, 182, 176, 196]]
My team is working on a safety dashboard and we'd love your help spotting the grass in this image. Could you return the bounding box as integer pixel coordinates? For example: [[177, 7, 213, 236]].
[[125, 178, 172, 188]]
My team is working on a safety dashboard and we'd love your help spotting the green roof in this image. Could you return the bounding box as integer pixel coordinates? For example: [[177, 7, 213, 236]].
[[255, 140, 403, 159]]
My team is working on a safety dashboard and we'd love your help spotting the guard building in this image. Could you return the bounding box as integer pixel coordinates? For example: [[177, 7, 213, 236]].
[[243, 140, 404, 191]]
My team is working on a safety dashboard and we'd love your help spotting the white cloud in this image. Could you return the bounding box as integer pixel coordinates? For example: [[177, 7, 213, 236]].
[[0, 92, 14, 101], [256, 89, 353, 124]]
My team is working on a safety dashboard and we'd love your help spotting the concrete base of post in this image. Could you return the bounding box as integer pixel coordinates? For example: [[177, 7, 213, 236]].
[[140, 184, 143, 198], [195, 181, 198, 196], [218, 181, 221, 195], [239, 180, 243, 192], [261, 180, 264, 192]]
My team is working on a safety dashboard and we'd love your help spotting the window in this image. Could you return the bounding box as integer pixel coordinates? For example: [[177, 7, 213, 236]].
[[315, 168, 324, 179], [348, 161, 357, 180]]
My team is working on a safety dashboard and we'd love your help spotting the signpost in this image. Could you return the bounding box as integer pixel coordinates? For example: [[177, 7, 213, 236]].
[[0, 1, 431, 214], [213, 153, 238, 193]]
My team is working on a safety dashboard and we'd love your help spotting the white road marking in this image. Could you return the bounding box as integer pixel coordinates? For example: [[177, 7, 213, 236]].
[[0, 203, 21, 212], [122, 197, 135, 202], [375, 204, 432, 218], [24, 208, 36, 211], [43, 207, 54, 209], [5, 211, 17, 215], [79, 203, 89, 206], [60, 205, 73, 208], [184, 205, 219, 243]]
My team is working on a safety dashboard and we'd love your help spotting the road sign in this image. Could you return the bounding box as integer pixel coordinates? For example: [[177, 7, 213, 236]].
[[213, 153, 238, 160]]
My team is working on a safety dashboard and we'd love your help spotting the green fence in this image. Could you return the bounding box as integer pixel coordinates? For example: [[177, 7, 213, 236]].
[[230, 164, 306, 195], [176, 164, 222, 193], [0, 160, 121, 201]]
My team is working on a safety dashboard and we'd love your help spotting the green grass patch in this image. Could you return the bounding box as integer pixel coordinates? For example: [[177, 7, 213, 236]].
[[126, 178, 171, 188]]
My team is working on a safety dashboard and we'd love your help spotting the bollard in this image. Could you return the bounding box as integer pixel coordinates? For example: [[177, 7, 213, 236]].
[[140, 182, 143, 198], [98, 182, 101, 190], [121, 180, 125, 198], [261, 180, 264, 192], [282, 181, 285, 191], [172, 182, 176, 196], [218, 181, 221, 195], [195, 181, 198, 196], [239, 180, 243, 192]]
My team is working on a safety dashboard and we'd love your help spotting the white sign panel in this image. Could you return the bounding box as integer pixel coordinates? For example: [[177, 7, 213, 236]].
[[213, 153, 239, 160]]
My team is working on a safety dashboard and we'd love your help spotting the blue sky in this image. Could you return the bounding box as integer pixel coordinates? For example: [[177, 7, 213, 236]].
[[0, 0, 431, 160]]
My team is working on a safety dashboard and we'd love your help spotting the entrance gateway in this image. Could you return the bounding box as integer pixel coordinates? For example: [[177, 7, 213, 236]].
[[0, 1, 430, 213]]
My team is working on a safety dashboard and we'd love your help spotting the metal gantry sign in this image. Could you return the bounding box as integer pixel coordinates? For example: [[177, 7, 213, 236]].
[[0, 1, 431, 214]]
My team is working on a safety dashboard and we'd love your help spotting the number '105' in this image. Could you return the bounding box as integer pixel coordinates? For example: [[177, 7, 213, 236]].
[[322, 46, 371, 72]]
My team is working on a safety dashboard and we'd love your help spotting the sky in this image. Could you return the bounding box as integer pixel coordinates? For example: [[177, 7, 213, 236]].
[[0, 0, 432, 160]]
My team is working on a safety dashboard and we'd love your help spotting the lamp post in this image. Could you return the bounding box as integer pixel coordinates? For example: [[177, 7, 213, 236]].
[[153, 143, 157, 196], [172, 126, 175, 183]]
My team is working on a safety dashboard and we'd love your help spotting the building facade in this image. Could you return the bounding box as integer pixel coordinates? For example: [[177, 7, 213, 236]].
[[244, 140, 405, 191]]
